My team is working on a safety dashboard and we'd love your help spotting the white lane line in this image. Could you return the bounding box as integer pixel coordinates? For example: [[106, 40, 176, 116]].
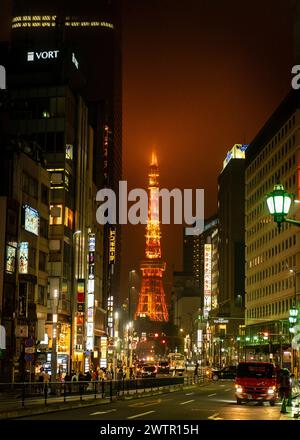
[[127, 410, 155, 419], [90, 409, 117, 416], [180, 399, 195, 405], [185, 392, 194, 396], [225, 388, 231, 391], [220, 384, 225, 387], [207, 393, 217, 397]]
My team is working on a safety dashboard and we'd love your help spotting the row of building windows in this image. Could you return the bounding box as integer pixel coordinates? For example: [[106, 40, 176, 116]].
[[247, 297, 294, 319], [247, 274, 295, 301], [11, 15, 114, 29], [247, 153, 296, 209], [247, 235, 296, 263], [248, 255, 296, 285], [246, 114, 296, 178]]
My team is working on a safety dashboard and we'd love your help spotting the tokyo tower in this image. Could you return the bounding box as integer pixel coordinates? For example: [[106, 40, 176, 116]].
[[135, 152, 169, 322]]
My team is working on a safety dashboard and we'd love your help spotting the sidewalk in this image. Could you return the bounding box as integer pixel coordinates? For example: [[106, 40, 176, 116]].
[[279, 393, 300, 420]]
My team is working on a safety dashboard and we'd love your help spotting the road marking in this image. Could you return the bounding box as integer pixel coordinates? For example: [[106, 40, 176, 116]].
[[127, 410, 155, 419], [180, 399, 195, 405], [225, 388, 231, 391], [185, 392, 194, 395], [129, 398, 171, 408], [208, 393, 217, 397], [220, 384, 225, 387], [90, 409, 116, 416], [208, 412, 223, 420]]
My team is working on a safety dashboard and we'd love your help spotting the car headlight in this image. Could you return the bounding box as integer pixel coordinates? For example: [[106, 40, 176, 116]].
[[267, 388, 275, 395], [235, 385, 243, 393]]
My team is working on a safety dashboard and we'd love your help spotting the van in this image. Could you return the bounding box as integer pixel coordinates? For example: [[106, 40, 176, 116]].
[[235, 362, 278, 406]]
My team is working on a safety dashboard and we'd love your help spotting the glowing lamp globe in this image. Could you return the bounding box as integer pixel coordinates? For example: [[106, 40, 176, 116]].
[[266, 184, 292, 227]]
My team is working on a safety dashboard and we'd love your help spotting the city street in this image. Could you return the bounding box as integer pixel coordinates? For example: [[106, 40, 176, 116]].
[[19, 381, 283, 420]]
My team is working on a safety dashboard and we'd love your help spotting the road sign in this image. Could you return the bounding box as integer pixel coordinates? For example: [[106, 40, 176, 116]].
[[25, 353, 34, 362]]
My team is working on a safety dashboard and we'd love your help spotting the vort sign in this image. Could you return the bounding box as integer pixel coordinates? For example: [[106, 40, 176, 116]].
[[27, 50, 59, 62]]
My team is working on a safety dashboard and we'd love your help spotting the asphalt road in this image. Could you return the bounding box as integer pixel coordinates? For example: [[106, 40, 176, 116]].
[[19, 381, 283, 420]]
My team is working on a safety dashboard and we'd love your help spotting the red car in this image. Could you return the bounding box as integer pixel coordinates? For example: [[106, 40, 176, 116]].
[[235, 362, 278, 406]]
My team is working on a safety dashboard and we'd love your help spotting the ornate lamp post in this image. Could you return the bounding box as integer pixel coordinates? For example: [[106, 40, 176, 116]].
[[266, 183, 300, 230]]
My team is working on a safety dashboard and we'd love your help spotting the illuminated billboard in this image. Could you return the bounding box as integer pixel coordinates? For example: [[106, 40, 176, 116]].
[[6, 243, 17, 273], [203, 243, 212, 318], [19, 242, 29, 274], [23, 205, 39, 236]]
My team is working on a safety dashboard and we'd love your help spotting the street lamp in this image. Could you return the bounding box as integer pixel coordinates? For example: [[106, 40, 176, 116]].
[[266, 183, 300, 230]]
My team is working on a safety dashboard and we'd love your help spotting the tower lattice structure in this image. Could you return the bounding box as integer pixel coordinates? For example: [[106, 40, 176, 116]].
[[135, 152, 169, 322]]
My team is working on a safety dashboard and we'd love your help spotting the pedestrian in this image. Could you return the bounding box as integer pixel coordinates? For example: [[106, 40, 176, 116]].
[[194, 362, 199, 378], [37, 367, 44, 393], [279, 368, 291, 400]]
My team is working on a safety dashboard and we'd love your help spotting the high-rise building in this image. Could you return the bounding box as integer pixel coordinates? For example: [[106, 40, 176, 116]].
[[10, 0, 122, 336], [245, 90, 300, 367], [0, 140, 50, 381], [135, 152, 169, 323], [216, 144, 246, 361]]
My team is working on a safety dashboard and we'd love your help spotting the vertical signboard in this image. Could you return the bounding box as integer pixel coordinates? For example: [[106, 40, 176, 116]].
[[203, 244, 212, 318], [76, 279, 85, 347], [86, 233, 95, 351]]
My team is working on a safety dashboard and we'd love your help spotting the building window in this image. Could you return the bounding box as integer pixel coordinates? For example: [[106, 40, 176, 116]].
[[40, 217, 49, 239], [50, 204, 63, 225], [38, 285, 46, 306], [64, 207, 74, 229], [29, 247, 36, 269], [41, 184, 49, 205], [23, 173, 38, 198], [39, 251, 47, 272]]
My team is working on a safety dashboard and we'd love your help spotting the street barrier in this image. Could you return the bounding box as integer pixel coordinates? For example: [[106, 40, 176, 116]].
[[0, 373, 209, 413]]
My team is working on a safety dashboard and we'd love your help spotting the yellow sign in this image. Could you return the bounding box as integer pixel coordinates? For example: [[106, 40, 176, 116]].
[[109, 228, 116, 264]]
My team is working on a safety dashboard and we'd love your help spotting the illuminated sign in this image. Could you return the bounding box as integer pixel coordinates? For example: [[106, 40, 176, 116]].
[[27, 50, 59, 62], [6, 243, 17, 273], [86, 233, 95, 351], [100, 336, 108, 368], [203, 244, 212, 318], [109, 228, 116, 264], [23, 205, 39, 236], [222, 144, 248, 170], [19, 242, 29, 274], [103, 124, 111, 183], [213, 319, 229, 324]]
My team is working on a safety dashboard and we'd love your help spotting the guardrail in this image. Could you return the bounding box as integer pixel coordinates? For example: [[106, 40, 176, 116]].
[[0, 373, 208, 411]]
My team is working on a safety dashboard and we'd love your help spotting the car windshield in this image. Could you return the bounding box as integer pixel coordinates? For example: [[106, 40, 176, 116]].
[[144, 366, 155, 371], [159, 362, 169, 366], [237, 363, 275, 378]]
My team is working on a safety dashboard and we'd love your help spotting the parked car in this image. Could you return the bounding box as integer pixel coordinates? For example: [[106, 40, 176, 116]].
[[136, 365, 157, 378], [157, 361, 170, 374], [235, 362, 278, 405], [212, 365, 237, 381]]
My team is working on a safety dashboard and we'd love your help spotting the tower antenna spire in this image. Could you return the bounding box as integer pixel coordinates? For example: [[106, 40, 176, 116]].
[[135, 150, 169, 322]]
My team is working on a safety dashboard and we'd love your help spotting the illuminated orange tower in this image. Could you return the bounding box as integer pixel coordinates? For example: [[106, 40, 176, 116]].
[[135, 152, 169, 321]]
